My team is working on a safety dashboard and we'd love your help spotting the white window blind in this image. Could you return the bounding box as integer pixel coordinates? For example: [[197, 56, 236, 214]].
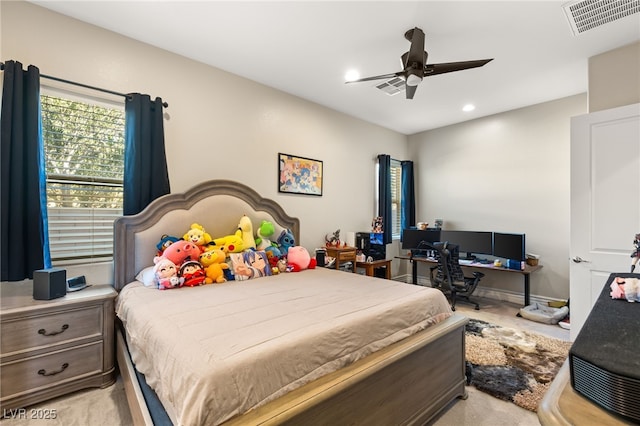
[[41, 92, 125, 264]]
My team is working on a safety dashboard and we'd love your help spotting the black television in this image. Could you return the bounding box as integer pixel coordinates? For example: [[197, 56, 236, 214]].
[[401, 229, 441, 250], [439, 230, 493, 260], [493, 232, 526, 261]]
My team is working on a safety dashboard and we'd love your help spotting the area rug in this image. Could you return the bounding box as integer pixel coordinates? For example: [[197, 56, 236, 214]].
[[465, 318, 572, 412]]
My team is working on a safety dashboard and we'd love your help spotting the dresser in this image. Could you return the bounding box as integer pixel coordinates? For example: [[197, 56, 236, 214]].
[[325, 246, 357, 272], [0, 282, 116, 411]]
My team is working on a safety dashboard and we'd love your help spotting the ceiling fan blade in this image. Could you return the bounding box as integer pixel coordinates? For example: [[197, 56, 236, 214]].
[[405, 84, 418, 100], [345, 72, 403, 84], [423, 59, 493, 77], [404, 27, 426, 69]]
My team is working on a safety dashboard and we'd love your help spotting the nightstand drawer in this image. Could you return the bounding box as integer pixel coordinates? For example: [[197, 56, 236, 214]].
[[1, 306, 103, 356], [0, 341, 103, 399]]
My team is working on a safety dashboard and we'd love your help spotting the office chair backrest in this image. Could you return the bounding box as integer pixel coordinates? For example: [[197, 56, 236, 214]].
[[432, 242, 464, 284]]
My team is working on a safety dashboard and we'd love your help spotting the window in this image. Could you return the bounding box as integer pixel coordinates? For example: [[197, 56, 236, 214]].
[[390, 159, 402, 239], [376, 158, 403, 240], [41, 90, 125, 264]]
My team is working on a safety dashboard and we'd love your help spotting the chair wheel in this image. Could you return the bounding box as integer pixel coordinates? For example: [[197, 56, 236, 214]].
[[474, 306, 480, 310]]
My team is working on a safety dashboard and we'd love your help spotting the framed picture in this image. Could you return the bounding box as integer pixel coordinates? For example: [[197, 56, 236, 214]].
[[278, 153, 323, 196]]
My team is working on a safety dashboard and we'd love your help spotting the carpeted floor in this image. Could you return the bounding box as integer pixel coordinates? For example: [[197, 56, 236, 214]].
[[465, 318, 572, 412]]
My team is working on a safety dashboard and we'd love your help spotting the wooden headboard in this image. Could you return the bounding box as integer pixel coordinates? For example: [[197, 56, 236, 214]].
[[113, 179, 300, 291]]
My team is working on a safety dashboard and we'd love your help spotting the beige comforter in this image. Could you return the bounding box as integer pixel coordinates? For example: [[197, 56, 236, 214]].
[[116, 267, 452, 425]]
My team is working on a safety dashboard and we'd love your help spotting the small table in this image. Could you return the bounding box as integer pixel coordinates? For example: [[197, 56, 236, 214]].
[[356, 259, 392, 279], [325, 246, 357, 272]]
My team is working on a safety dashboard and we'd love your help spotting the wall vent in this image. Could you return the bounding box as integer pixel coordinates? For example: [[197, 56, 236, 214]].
[[563, 0, 640, 35], [375, 77, 405, 96]]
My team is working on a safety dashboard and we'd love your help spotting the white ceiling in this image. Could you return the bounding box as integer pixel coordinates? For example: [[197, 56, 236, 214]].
[[31, 1, 640, 135]]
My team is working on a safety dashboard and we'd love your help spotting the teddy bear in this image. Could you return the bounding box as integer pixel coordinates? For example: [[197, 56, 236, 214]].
[[277, 228, 295, 255], [153, 257, 184, 290], [238, 215, 256, 250], [286, 246, 317, 272], [199, 246, 229, 284], [155, 234, 180, 257], [183, 223, 212, 253], [179, 260, 206, 287], [212, 229, 245, 254], [158, 240, 201, 267], [255, 220, 276, 250]]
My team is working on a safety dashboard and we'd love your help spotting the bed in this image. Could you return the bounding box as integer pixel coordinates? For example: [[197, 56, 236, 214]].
[[113, 179, 468, 425]]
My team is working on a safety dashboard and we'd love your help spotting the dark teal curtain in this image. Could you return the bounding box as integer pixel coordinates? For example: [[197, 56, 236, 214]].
[[401, 160, 416, 235], [377, 154, 392, 244], [1, 61, 51, 281], [123, 93, 170, 215]]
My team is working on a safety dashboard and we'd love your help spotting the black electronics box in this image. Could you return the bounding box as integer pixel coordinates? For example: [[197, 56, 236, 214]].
[[356, 232, 387, 278], [569, 272, 640, 423], [33, 268, 67, 300], [356, 232, 386, 261]]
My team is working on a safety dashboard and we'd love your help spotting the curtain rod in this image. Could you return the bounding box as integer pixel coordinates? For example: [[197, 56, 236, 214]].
[[0, 62, 168, 108]]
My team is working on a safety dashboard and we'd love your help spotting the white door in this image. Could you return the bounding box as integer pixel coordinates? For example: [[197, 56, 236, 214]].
[[570, 103, 640, 341]]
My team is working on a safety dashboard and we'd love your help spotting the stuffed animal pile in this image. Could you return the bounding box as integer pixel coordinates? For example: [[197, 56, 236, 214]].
[[145, 217, 315, 290]]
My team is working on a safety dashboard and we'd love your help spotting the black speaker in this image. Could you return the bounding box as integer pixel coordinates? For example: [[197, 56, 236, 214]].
[[33, 268, 67, 300], [570, 273, 640, 423]]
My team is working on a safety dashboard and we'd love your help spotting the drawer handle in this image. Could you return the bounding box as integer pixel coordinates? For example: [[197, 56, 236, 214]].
[[38, 324, 69, 336], [38, 363, 69, 376]]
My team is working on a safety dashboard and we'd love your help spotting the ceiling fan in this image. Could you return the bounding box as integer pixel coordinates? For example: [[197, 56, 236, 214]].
[[346, 27, 493, 99]]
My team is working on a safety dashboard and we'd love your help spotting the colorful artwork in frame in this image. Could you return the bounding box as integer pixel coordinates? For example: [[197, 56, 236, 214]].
[[278, 153, 323, 196]]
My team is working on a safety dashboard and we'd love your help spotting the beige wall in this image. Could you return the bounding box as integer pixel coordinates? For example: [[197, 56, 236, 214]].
[[407, 95, 587, 303], [1, 1, 408, 283], [589, 41, 640, 112]]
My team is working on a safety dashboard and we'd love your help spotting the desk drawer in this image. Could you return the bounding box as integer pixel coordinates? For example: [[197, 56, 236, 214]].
[[0, 342, 103, 399], [1, 306, 102, 356]]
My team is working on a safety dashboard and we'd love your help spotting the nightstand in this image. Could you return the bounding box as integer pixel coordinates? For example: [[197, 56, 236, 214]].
[[325, 246, 357, 272], [0, 282, 116, 411]]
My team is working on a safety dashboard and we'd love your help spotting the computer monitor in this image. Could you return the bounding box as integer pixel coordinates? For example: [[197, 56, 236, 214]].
[[401, 229, 441, 250], [439, 230, 493, 260], [493, 232, 526, 261]]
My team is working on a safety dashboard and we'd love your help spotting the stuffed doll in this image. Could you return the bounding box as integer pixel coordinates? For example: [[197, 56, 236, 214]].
[[153, 258, 184, 290], [179, 260, 206, 287], [255, 220, 276, 250], [156, 234, 180, 257], [286, 246, 317, 272], [277, 228, 295, 255], [212, 229, 245, 254], [199, 247, 229, 284], [183, 223, 212, 253], [238, 215, 256, 250], [159, 240, 202, 267]]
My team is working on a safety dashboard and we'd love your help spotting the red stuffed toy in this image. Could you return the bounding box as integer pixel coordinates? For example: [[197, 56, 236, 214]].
[[286, 246, 317, 272], [179, 260, 206, 287]]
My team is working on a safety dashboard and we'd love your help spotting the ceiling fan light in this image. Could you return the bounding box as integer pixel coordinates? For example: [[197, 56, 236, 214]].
[[406, 74, 422, 87]]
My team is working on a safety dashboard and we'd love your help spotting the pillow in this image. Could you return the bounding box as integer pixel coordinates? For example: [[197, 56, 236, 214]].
[[229, 251, 272, 281], [135, 266, 158, 288]]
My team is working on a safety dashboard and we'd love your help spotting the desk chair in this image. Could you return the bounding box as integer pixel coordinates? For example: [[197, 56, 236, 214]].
[[429, 242, 484, 311]]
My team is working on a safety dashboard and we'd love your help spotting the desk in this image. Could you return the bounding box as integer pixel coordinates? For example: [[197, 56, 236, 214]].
[[325, 246, 357, 272], [356, 259, 392, 279], [396, 255, 542, 306]]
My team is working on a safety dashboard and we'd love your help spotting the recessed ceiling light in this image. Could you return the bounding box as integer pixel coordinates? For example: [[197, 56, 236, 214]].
[[462, 104, 475, 112], [344, 69, 360, 82]]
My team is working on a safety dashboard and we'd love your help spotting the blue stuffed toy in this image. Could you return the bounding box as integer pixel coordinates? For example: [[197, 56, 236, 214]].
[[276, 228, 295, 255]]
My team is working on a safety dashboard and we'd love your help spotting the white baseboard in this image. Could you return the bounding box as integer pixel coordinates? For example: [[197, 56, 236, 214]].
[[393, 273, 557, 307]]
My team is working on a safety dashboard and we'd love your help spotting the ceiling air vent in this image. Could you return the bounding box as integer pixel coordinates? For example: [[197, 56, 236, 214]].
[[375, 77, 405, 96], [563, 0, 640, 35]]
